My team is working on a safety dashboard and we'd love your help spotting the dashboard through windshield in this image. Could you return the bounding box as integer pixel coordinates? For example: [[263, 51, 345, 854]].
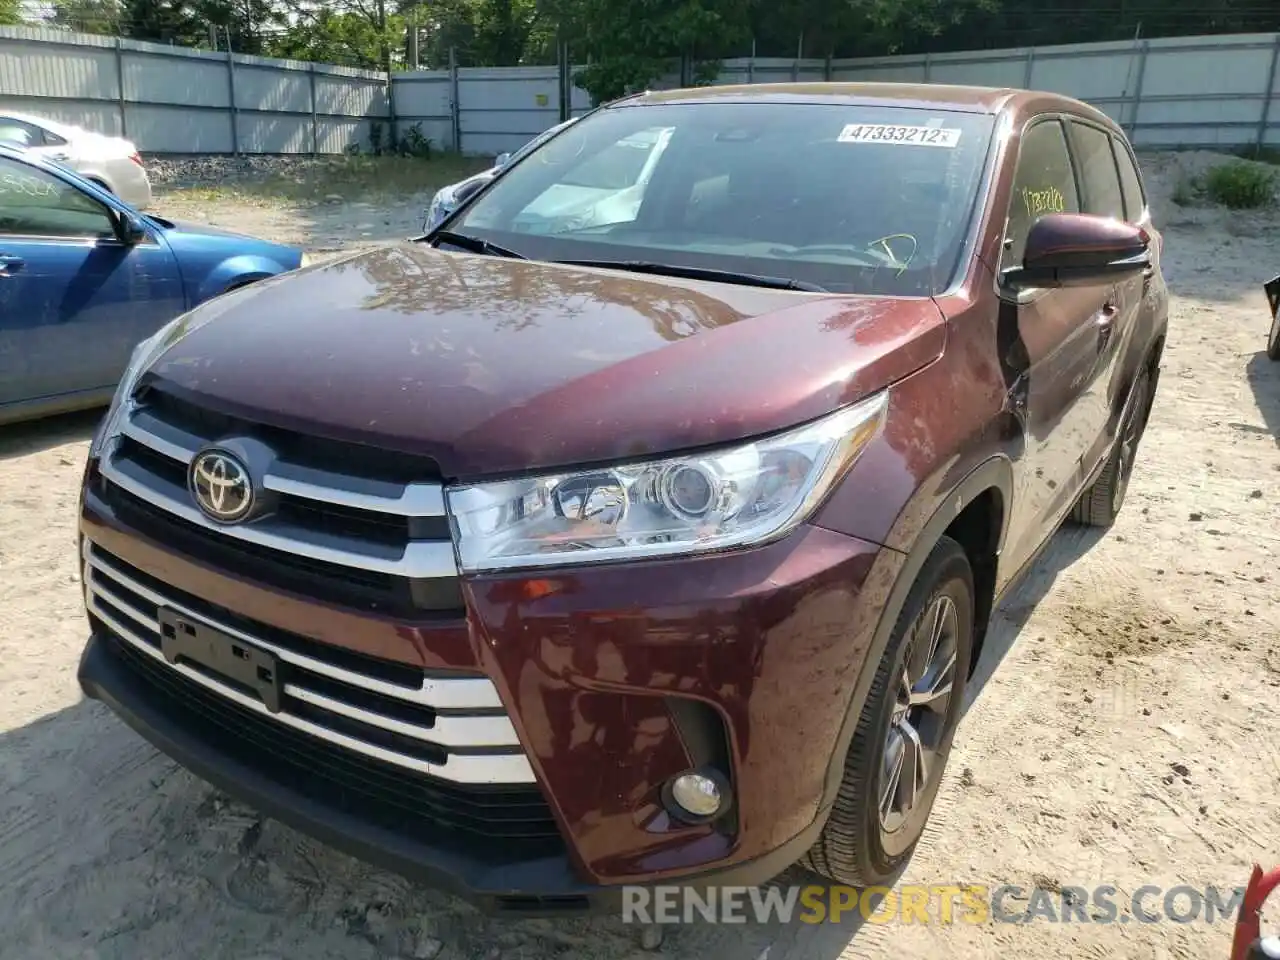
[[448, 100, 997, 297]]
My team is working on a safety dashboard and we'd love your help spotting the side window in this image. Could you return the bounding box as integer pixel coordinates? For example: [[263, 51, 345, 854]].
[[1003, 120, 1080, 268], [1112, 136, 1146, 221], [1070, 121, 1125, 220], [0, 157, 116, 239], [42, 129, 69, 147], [0, 118, 43, 148]]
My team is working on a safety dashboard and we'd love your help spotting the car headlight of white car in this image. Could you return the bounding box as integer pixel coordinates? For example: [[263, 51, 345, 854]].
[[446, 391, 888, 573], [425, 187, 457, 230]]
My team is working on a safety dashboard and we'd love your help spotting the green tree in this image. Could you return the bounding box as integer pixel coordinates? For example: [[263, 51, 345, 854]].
[[0, 0, 24, 25], [197, 0, 282, 53], [268, 0, 404, 70], [119, 0, 204, 45], [47, 0, 124, 33], [565, 0, 752, 102], [409, 0, 545, 69]]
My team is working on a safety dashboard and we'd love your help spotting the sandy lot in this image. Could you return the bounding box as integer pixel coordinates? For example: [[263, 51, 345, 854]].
[[0, 152, 1278, 960]]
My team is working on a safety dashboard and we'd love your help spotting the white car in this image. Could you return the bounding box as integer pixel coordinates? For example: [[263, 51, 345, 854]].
[[422, 117, 580, 232], [0, 111, 153, 209]]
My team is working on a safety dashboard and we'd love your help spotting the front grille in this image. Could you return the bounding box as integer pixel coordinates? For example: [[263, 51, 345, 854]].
[[83, 540, 534, 786], [96, 632, 563, 852], [96, 384, 461, 615]]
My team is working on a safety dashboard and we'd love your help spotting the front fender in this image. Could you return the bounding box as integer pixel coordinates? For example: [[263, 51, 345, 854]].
[[194, 255, 296, 305], [812, 453, 1013, 822]]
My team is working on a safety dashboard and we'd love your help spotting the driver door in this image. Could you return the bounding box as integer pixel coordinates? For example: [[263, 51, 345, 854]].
[[0, 155, 182, 407], [997, 118, 1113, 572]]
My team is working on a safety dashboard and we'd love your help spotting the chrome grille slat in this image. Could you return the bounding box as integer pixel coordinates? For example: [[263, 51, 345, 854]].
[[123, 410, 204, 464], [282, 684, 517, 746], [85, 541, 532, 785], [99, 451, 457, 580], [123, 409, 449, 517], [83, 543, 501, 710]]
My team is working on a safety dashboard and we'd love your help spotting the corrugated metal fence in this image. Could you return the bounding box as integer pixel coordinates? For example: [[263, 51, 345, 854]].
[[0, 26, 387, 153], [2, 24, 1278, 156]]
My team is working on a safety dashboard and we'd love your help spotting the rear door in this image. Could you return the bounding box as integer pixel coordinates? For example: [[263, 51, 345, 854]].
[[1065, 117, 1142, 475], [0, 155, 183, 408], [997, 118, 1113, 570]]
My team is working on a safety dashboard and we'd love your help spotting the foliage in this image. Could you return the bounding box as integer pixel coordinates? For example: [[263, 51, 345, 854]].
[[118, 0, 205, 45], [197, 0, 280, 54], [267, 1, 404, 69], [366, 120, 433, 157], [566, 0, 751, 102], [1202, 161, 1277, 210], [31, 0, 1280, 98], [48, 0, 123, 33], [0, 0, 23, 23], [1236, 145, 1280, 167]]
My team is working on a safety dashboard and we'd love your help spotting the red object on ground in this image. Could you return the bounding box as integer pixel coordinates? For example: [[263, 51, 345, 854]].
[[1231, 865, 1280, 960]]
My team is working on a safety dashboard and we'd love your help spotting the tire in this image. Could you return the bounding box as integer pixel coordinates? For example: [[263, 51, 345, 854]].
[[1071, 364, 1153, 528], [1267, 310, 1280, 361], [804, 535, 974, 886]]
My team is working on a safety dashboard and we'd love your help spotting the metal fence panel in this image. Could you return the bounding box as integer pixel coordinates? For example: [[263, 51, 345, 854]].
[[392, 71, 454, 150], [0, 25, 1276, 155]]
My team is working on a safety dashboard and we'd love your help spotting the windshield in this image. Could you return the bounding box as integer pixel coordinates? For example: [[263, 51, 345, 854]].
[[451, 101, 996, 296], [508, 118, 576, 167]]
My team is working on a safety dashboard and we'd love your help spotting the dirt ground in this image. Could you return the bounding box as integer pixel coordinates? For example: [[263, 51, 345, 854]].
[[0, 151, 1278, 960]]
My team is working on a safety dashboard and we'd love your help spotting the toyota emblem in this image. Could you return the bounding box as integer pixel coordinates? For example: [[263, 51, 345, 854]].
[[189, 449, 254, 523]]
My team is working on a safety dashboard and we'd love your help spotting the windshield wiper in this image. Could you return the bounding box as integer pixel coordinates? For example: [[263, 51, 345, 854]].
[[430, 230, 526, 259], [555, 259, 827, 293]]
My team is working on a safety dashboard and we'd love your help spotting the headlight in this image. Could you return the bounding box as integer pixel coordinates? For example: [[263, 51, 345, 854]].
[[299, 252, 314, 269], [447, 392, 888, 572], [425, 188, 455, 230]]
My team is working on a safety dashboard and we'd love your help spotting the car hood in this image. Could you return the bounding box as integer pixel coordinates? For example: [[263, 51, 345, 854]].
[[154, 218, 302, 266], [144, 243, 945, 479]]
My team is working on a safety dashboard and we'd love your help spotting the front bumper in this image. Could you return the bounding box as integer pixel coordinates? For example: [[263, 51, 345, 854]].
[[79, 479, 897, 901], [80, 628, 832, 914]]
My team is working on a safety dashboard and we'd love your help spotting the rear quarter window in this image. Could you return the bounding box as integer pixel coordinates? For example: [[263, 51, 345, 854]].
[[1070, 121, 1125, 220], [1111, 136, 1147, 221]]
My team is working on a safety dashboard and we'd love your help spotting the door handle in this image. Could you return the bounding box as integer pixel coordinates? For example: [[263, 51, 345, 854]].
[[1095, 301, 1117, 349], [0, 254, 24, 276]]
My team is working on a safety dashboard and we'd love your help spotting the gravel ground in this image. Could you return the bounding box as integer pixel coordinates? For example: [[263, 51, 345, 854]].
[[0, 151, 1278, 960]]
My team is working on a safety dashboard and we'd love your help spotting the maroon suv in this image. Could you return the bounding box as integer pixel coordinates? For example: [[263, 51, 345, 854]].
[[76, 83, 1167, 910]]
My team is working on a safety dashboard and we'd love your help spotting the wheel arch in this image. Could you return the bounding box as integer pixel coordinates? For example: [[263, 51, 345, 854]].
[[815, 454, 1013, 818]]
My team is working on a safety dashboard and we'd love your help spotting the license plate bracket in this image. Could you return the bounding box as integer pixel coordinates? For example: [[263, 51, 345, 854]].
[[157, 608, 283, 713]]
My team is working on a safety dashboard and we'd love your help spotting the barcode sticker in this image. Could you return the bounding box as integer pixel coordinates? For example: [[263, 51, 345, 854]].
[[837, 124, 962, 148]]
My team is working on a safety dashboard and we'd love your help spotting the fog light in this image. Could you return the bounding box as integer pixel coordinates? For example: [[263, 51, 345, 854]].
[[666, 770, 729, 823]]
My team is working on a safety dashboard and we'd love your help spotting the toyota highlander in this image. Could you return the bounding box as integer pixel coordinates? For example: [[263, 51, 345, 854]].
[[76, 83, 1167, 911]]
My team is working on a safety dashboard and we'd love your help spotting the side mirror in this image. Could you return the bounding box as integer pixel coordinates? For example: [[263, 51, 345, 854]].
[[1003, 213, 1150, 291], [116, 212, 147, 246], [495, 151, 512, 169]]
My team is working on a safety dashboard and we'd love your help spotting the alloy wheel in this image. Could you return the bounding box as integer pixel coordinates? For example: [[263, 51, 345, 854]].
[[878, 594, 958, 833]]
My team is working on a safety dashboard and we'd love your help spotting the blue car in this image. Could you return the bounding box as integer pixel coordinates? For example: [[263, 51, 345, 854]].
[[0, 144, 305, 425]]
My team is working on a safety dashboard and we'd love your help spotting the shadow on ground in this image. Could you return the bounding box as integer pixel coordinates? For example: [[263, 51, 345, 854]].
[[1243, 351, 1280, 443], [0, 407, 101, 462]]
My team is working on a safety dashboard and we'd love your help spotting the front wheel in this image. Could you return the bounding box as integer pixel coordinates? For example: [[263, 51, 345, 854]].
[[804, 536, 974, 886]]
